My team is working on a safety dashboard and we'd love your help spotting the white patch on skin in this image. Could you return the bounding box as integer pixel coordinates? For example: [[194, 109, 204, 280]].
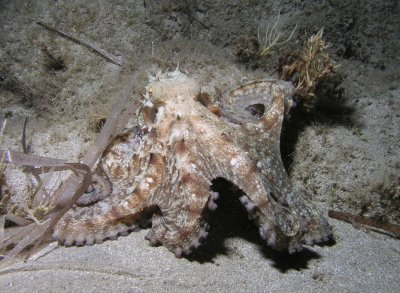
[[140, 181, 149, 190], [169, 127, 190, 142], [230, 157, 239, 167], [263, 157, 271, 167], [170, 128, 182, 139], [126, 186, 136, 195], [146, 177, 154, 183], [176, 94, 185, 103], [99, 202, 110, 214]]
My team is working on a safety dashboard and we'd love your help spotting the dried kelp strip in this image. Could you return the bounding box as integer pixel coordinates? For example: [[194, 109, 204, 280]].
[[37, 21, 124, 66], [0, 150, 68, 168], [31, 167, 54, 208], [0, 75, 138, 263], [0, 260, 144, 279], [0, 119, 7, 193], [81, 74, 137, 168], [116, 93, 144, 135], [1, 214, 31, 227], [4, 221, 51, 259], [0, 217, 4, 249], [22, 118, 30, 154], [32, 77, 137, 255], [0, 160, 91, 260], [328, 210, 400, 238]]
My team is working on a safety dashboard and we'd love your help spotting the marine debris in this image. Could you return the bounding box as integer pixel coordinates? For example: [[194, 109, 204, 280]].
[[37, 21, 124, 66], [328, 210, 400, 239]]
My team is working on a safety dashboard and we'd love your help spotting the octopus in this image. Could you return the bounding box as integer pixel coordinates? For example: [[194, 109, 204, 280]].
[[52, 70, 333, 258]]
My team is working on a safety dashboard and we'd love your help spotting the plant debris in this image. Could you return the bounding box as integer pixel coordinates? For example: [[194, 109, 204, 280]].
[[279, 28, 337, 110], [0, 75, 139, 264], [37, 21, 124, 66], [40, 43, 66, 71], [328, 210, 400, 239]]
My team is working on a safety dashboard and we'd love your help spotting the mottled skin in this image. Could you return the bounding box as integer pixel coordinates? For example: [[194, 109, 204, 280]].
[[53, 71, 332, 257]]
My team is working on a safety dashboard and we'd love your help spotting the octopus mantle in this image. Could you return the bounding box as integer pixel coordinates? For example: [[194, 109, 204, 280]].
[[53, 71, 332, 258]]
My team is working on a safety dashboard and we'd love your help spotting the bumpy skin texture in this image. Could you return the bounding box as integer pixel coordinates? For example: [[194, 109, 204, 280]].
[[53, 71, 332, 257]]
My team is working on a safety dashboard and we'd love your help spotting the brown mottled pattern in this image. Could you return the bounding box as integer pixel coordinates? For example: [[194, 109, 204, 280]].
[[52, 71, 332, 257]]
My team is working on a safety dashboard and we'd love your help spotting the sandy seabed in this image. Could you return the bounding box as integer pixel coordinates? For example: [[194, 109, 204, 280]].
[[0, 1, 399, 292]]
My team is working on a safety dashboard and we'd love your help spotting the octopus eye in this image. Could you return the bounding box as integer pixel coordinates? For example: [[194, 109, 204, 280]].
[[245, 103, 265, 118]]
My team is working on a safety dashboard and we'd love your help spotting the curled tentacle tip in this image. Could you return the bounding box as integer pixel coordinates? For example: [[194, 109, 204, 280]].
[[322, 234, 332, 242], [178, 230, 209, 257], [239, 195, 249, 205], [119, 231, 129, 237], [85, 238, 95, 246], [174, 248, 183, 258], [239, 195, 256, 213], [190, 239, 201, 250], [210, 191, 219, 200], [259, 227, 266, 240], [303, 232, 332, 246], [200, 231, 209, 241], [145, 231, 161, 246], [244, 202, 255, 212], [107, 235, 118, 241], [266, 229, 277, 247], [304, 237, 314, 246], [51, 232, 58, 241], [288, 244, 303, 254], [207, 200, 218, 211], [183, 248, 192, 256], [63, 238, 74, 247], [75, 238, 85, 246], [95, 238, 104, 245]]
